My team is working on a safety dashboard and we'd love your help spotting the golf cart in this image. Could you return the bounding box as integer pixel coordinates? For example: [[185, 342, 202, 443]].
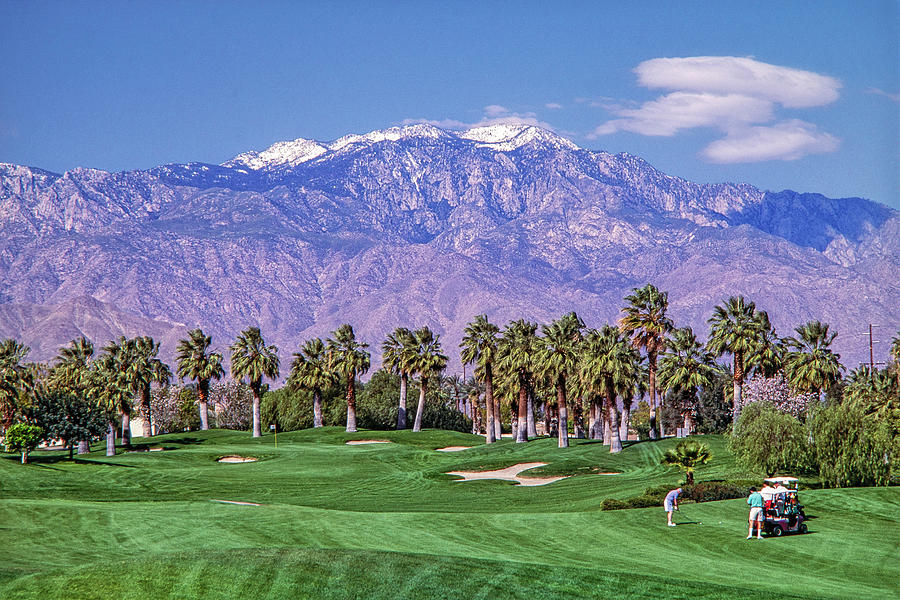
[[761, 476, 807, 536]]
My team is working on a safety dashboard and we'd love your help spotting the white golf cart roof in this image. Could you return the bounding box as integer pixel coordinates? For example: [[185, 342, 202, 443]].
[[764, 477, 799, 485]]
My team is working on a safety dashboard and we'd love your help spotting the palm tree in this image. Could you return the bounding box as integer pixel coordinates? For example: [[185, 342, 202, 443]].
[[539, 312, 584, 448], [460, 315, 501, 443], [91, 350, 134, 456], [581, 325, 639, 453], [889, 330, 900, 388], [706, 296, 767, 433], [49, 337, 95, 453], [661, 440, 711, 485], [658, 327, 718, 435], [289, 338, 335, 428], [326, 324, 370, 433], [382, 327, 416, 429], [0, 339, 32, 430], [230, 327, 280, 437], [409, 326, 448, 432], [784, 321, 843, 403], [620, 284, 674, 440], [176, 328, 225, 431], [746, 313, 784, 378], [114, 336, 172, 438], [498, 319, 540, 443]]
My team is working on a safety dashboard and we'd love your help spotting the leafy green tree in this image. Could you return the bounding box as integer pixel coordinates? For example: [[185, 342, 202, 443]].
[[460, 315, 501, 443], [230, 327, 280, 437], [176, 329, 225, 431], [728, 402, 808, 477], [539, 312, 584, 448], [658, 327, 718, 435], [326, 324, 370, 433], [28, 390, 106, 459], [4, 423, 43, 464], [620, 284, 674, 440], [382, 327, 416, 429], [498, 320, 540, 443], [289, 338, 336, 428], [784, 321, 843, 403], [706, 296, 767, 433], [48, 337, 96, 453], [661, 440, 712, 485], [409, 326, 448, 433]]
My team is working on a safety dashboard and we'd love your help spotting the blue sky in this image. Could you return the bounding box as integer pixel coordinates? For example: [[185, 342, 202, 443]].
[[1, 1, 898, 208]]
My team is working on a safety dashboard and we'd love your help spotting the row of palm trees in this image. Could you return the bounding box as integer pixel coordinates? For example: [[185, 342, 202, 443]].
[[3, 284, 895, 456]]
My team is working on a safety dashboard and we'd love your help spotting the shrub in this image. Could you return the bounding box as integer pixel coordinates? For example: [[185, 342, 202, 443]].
[[601, 498, 628, 511], [683, 481, 748, 503], [626, 495, 662, 508]]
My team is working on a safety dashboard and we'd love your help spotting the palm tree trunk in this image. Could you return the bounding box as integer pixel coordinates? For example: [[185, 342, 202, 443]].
[[412, 376, 426, 432], [120, 409, 131, 447], [608, 393, 623, 453], [485, 370, 496, 443], [106, 421, 116, 456], [397, 371, 408, 429], [658, 393, 666, 438], [649, 357, 658, 440], [556, 376, 569, 448], [198, 381, 210, 431], [620, 402, 630, 442], [141, 386, 152, 437], [493, 390, 502, 440], [526, 387, 537, 438], [590, 398, 603, 440], [313, 388, 323, 427], [732, 352, 744, 434], [543, 401, 551, 437], [252, 386, 262, 437], [573, 397, 585, 438], [346, 376, 358, 433], [516, 385, 528, 443]]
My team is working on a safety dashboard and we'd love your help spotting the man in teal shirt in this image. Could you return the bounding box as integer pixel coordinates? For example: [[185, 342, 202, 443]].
[[747, 487, 764, 539]]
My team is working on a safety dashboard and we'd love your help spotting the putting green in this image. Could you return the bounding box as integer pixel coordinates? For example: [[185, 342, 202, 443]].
[[0, 428, 896, 599]]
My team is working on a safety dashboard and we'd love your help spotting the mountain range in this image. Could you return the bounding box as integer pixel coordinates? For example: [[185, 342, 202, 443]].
[[2, 123, 898, 374]]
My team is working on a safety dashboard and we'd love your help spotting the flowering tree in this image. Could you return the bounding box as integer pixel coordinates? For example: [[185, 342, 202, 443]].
[[209, 380, 253, 431], [741, 374, 816, 418]]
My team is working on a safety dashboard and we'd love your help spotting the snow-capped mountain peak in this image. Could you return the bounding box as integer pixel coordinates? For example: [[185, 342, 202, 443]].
[[459, 123, 579, 151], [223, 138, 327, 170], [327, 124, 451, 152]]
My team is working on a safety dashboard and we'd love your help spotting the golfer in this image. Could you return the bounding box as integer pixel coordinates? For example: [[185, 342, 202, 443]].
[[747, 487, 764, 539], [664, 487, 682, 527]]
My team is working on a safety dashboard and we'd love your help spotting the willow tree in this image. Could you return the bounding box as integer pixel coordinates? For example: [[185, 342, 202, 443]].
[[707, 296, 767, 433], [620, 284, 673, 440], [230, 327, 280, 437], [382, 327, 416, 429], [409, 326, 448, 432], [326, 324, 370, 433], [176, 328, 225, 431], [460, 315, 501, 443]]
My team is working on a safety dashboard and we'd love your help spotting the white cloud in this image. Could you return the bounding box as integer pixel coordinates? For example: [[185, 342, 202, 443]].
[[594, 55, 842, 163], [636, 56, 841, 107], [545, 102, 563, 109], [701, 120, 840, 163], [484, 104, 510, 117], [866, 87, 900, 102], [592, 92, 773, 137]]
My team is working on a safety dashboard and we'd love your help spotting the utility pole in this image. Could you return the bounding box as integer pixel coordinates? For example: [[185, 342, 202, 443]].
[[869, 324, 875, 372]]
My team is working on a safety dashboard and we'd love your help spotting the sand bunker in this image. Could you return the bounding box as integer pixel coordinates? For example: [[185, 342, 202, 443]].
[[446, 462, 569, 487], [210, 499, 260, 506], [345, 440, 391, 445], [436, 446, 473, 452], [217, 455, 258, 463]]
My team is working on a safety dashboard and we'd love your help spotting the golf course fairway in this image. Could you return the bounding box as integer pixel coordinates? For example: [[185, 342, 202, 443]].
[[1, 429, 896, 599]]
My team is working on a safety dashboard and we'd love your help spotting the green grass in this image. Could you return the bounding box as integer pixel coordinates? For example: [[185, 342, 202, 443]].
[[1, 428, 897, 599]]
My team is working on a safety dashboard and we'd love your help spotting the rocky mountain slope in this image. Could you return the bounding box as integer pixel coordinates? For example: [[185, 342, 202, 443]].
[[1, 124, 897, 372]]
